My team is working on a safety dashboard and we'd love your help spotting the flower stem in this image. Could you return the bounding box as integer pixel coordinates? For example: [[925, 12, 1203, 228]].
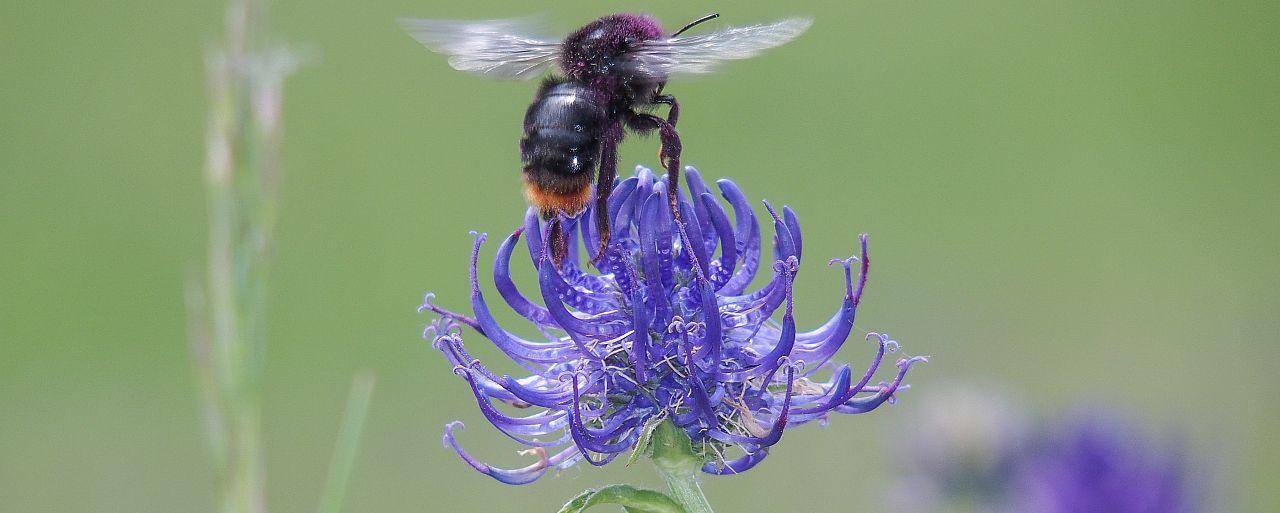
[[649, 421, 714, 513], [656, 469, 713, 513]]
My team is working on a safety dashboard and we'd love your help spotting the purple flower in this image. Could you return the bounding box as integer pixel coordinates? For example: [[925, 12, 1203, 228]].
[[888, 397, 1198, 513], [421, 165, 925, 485], [1010, 416, 1194, 513]]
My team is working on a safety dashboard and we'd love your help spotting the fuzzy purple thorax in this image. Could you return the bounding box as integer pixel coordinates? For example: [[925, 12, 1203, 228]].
[[560, 13, 665, 81], [421, 165, 925, 485]]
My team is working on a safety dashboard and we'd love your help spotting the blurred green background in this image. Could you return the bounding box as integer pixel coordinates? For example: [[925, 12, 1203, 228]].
[[3, 0, 1278, 511]]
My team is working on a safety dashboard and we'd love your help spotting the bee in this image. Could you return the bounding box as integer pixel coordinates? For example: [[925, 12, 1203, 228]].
[[401, 13, 811, 263]]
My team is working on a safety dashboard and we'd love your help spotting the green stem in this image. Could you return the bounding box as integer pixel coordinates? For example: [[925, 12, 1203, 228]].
[[655, 468, 713, 513], [648, 421, 714, 513]]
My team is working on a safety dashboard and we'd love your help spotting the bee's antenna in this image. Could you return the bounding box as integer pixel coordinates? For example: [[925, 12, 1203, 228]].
[[671, 12, 720, 37]]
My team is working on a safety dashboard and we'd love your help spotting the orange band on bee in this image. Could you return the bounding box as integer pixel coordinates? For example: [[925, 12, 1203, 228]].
[[523, 176, 592, 218]]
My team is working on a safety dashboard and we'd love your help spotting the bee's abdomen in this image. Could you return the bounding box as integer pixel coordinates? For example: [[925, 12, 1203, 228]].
[[520, 79, 606, 217], [521, 80, 605, 180]]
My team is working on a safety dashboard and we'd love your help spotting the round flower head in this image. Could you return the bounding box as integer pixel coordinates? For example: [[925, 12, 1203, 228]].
[[421, 165, 925, 484]]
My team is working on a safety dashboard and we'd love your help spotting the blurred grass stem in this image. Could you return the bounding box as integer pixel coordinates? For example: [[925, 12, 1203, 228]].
[[189, 1, 296, 512], [317, 372, 376, 513]]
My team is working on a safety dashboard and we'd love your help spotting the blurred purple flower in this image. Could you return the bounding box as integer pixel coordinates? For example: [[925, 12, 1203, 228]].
[[888, 396, 1197, 513], [421, 165, 924, 485], [1010, 416, 1193, 513]]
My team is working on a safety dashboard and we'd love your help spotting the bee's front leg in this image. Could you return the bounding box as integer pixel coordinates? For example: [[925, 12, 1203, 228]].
[[652, 88, 680, 127], [627, 112, 682, 224]]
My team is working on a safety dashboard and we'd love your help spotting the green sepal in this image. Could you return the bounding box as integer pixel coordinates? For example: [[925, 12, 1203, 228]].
[[555, 485, 686, 513], [648, 421, 709, 472], [626, 412, 668, 467], [647, 421, 715, 513]]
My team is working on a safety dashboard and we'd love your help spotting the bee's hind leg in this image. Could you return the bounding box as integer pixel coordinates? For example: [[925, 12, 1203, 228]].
[[547, 215, 568, 267]]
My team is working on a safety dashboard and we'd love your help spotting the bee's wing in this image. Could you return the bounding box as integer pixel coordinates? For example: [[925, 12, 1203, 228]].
[[399, 17, 561, 80], [630, 17, 812, 77]]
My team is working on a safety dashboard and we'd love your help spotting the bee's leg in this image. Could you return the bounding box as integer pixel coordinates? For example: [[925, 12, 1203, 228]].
[[591, 121, 624, 264], [548, 215, 567, 267], [627, 113, 683, 223], [652, 92, 680, 127]]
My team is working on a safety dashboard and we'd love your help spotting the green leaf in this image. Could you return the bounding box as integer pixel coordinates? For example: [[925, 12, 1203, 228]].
[[555, 485, 686, 513]]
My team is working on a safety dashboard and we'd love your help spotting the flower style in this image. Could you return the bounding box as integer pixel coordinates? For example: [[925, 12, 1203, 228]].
[[421, 165, 925, 485]]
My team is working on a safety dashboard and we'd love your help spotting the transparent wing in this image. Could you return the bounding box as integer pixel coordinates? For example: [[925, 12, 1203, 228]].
[[630, 17, 812, 77], [399, 17, 561, 80]]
